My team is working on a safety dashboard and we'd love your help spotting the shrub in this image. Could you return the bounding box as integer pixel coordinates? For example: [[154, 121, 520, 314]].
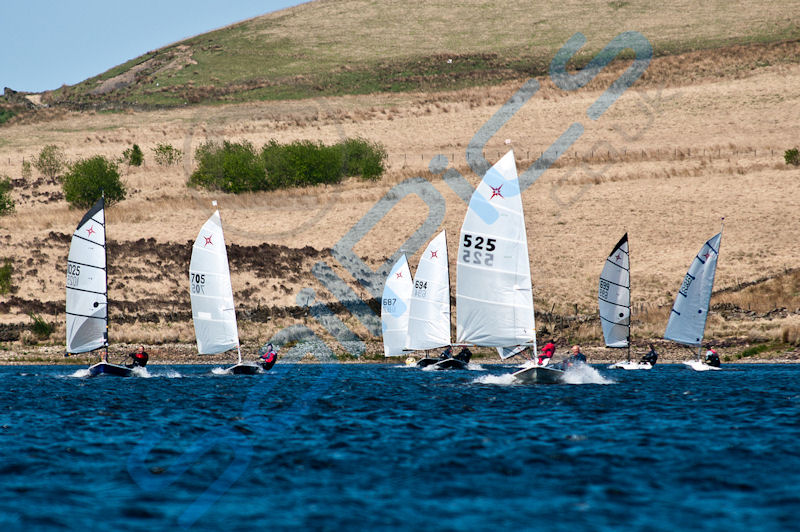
[[0, 108, 15, 125], [152, 143, 182, 166], [29, 313, 53, 339], [122, 144, 144, 166], [341, 137, 387, 180], [189, 140, 264, 193], [261, 139, 344, 189], [62, 155, 126, 209], [0, 259, 12, 295], [785, 148, 800, 166], [0, 176, 14, 215], [34, 144, 66, 180], [21, 159, 32, 180]]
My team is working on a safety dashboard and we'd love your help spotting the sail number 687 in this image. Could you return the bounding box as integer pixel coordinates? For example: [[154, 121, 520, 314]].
[[462, 234, 495, 266]]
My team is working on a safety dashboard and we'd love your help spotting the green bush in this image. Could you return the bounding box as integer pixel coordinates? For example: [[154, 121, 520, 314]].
[[0, 108, 15, 125], [0, 259, 12, 295], [34, 144, 66, 180], [62, 155, 126, 209], [122, 144, 144, 166], [152, 143, 182, 166], [261, 139, 344, 189], [341, 137, 387, 180], [786, 148, 800, 166], [0, 176, 14, 215], [29, 313, 53, 339], [189, 140, 265, 193]]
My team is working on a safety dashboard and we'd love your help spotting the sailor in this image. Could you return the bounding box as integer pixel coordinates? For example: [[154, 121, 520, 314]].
[[566, 345, 586, 367], [127, 345, 149, 368], [640, 344, 658, 366], [705, 347, 720, 367], [260, 343, 278, 366], [538, 341, 556, 366], [454, 347, 472, 364], [439, 346, 453, 360]]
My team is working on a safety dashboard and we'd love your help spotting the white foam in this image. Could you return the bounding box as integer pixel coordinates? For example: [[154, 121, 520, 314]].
[[561, 364, 615, 385], [211, 367, 230, 375], [472, 373, 517, 386], [68, 368, 91, 378], [131, 367, 151, 378], [466, 363, 484, 371]]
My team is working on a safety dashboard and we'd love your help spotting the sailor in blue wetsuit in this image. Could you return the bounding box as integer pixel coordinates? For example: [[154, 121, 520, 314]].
[[439, 346, 453, 360]]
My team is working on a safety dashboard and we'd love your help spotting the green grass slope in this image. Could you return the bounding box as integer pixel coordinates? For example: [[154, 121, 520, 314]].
[[44, 0, 800, 108]]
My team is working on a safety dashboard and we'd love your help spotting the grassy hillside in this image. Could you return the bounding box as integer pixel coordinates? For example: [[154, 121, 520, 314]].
[[43, 0, 800, 107]]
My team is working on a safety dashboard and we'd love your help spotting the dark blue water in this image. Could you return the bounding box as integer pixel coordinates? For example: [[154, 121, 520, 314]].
[[1, 363, 799, 531]]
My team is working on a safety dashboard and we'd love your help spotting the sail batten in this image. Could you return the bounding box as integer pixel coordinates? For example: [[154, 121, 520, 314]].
[[381, 255, 413, 356], [456, 150, 536, 348], [664, 231, 722, 347], [190, 211, 240, 355]]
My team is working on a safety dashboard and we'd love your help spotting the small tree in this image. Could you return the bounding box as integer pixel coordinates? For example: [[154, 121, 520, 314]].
[[34, 144, 66, 180], [21, 159, 32, 180], [0, 176, 14, 215], [62, 156, 126, 209], [189, 140, 264, 193], [152, 143, 182, 166], [0, 258, 12, 295], [785, 148, 800, 167], [122, 144, 144, 166], [29, 313, 54, 339]]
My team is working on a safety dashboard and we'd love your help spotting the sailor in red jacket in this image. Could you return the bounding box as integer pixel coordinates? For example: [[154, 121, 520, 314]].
[[127, 345, 149, 368], [538, 341, 556, 366]]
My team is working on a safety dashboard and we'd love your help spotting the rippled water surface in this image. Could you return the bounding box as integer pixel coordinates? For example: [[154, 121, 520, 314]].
[[1, 363, 799, 531]]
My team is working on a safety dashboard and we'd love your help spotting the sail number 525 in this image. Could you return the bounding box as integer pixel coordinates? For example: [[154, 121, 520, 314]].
[[462, 234, 495, 266]]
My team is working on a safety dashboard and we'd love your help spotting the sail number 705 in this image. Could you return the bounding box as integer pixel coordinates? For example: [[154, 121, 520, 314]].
[[462, 234, 495, 266]]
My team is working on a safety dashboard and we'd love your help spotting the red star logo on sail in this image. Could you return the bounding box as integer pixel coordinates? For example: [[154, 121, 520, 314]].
[[86, 226, 95, 237], [703, 251, 710, 259], [430, 250, 438, 259], [615, 253, 622, 262], [489, 184, 503, 199], [396, 272, 403, 279], [203, 235, 213, 247]]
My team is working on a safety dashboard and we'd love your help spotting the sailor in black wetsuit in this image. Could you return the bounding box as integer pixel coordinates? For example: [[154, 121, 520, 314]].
[[705, 348, 721, 367], [454, 347, 472, 364], [259, 343, 278, 370], [439, 346, 453, 360], [640, 345, 658, 366], [127, 346, 149, 368]]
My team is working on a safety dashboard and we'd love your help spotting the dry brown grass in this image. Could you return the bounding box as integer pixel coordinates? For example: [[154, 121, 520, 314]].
[[2, 40, 800, 358]]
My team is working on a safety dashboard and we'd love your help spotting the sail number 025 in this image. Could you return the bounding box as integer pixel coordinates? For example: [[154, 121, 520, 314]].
[[66, 263, 81, 287], [462, 234, 496, 266]]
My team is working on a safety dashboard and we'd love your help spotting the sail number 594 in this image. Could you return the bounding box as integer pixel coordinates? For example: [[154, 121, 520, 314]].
[[462, 234, 495, 266]]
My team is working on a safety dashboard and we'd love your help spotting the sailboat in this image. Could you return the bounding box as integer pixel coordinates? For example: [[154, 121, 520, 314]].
[[664, 225, 724, 372], [404, 231, 460, 369], [66, 196, 131, 377], [381, 254, 413, 358], [603, 234, 657, 370], [190, 205, 258, 375], [450, 150, 555, 382]]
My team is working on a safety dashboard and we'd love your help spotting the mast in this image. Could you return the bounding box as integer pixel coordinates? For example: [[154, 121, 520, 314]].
[[102, 192, 108, 363], [627, 232, 631, 362], [215, 199, 242, 365]]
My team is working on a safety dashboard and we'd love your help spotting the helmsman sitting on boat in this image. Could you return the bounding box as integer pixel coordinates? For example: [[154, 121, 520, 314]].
[[439, 346, 453, 360], [705, 347, 720, 368], [126, 346, 149, 368], [454, 347, 472, 364], [640, 345, 658, 366], [552, 345, 587, 370], [259, 343, 278, 370], [538, 341, 556, 366]]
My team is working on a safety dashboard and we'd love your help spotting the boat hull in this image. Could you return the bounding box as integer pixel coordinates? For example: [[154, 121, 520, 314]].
[[512, 365, 565, 384], [431, 359, 468, 371], [414, 358, 440, 368], [683, 360, 721, 372], [88, 362, 132, 377], [608, 361, 653, 370], [227, 363, 260, 375]]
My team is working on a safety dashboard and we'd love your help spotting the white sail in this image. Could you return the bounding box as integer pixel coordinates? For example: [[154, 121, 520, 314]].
[[599, 233, 630, 348], [664, 232, 723, 346], [456, 150, 536, 347], [190, 210, 240, 354], [66, 197, 107, 354], [406, 231, 451, 351], [381, 254, 413, 357]]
